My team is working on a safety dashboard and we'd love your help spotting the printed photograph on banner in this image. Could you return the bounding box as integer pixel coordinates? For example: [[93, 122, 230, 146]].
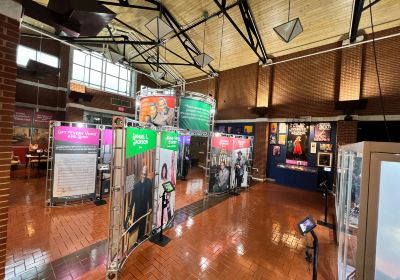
[[286, 123, 310, 166], [314, 123, 331, 142], [270, 123, 277, 134], [231, 138, 251, 188], [32, 128, 49, 149], [278, 134, 286, 145], [139, 96, 175, 126], [52, 126, 100, 198], [319, 143, 333, 152], [273, 145, 281, 156], [13, 127, 31, 146], [177, 135, 191, 179], [209, 136, 233, 193], [279, 123, 287, 134], [123, 128, 157, 252], [269, 134, 277, 144], [178, 97, 212, 131], [155, 132, 178, 230]]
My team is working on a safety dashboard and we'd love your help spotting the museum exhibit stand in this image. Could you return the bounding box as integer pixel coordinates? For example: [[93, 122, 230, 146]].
[[335, 141, 400, 280]]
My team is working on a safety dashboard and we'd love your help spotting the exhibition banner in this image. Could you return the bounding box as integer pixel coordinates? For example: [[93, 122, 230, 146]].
[[231, 138, 251, 187], [286, 123, 310, 166], [179, 97, 212, 131], [123, 128, 156, 251], [177, 135, 191, 178], [156, 131, 178, 229], [14, 107, 33, 127], [313, 123, 331, 142], [139, 96, 175, 126], [34, 110, 56, 128], [52, 126, 100, 198], [209, 136, 233, 193], [101, 129, 113, 164]]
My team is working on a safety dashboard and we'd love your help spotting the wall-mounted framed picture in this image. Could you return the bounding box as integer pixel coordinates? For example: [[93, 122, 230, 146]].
[[278, 134, 286, 145], [317, 152, 333, 167], [273, 145, 280, 156], [311, 142, 317, 154], [270, 123, 277, 134], [269, 134, 277, 144], [319, 143, 332, 152], [314, 123, 331, 142], [279, 123, 287, 134]]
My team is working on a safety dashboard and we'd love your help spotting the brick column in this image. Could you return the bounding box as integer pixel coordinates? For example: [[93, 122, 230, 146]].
[[336, 120, 358, 146], [0, 1, 21, 277], [252, 122, 268, 180], [339, 46, 363, 101]]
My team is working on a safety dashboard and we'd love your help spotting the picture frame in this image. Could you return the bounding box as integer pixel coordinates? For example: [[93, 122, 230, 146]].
[[270, 123, 278, 134], [319, 143, 332, 152], [278, 134, 286, 145], [317, 152, 332, 167], [272, 145, 280, 156]]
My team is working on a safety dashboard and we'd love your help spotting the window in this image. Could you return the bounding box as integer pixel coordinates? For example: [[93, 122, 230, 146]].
[[17, 45, 59, 68], [71, 49, 134, 96], [83, 111, 113, 125]]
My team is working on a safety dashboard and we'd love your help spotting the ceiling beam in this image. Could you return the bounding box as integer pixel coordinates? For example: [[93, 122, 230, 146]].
[[97, 1, 159, 11], [349, 0, 365, 43], [213, 0, 268, 63]]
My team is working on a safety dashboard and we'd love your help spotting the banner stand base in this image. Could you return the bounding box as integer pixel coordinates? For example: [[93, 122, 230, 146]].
[[317, 220, 334, 229], [94, 198, 107, 206], [150, 234, 172, 247]]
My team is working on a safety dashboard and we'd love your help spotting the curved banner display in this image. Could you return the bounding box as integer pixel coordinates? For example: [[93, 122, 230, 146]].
[[231, 138, 251, 188], [139, 96, 175, 126], [123, 128, 157, 252], [52, 126, 100, 199], [209, 136, 233, 193], [177, 135, 191, 179], [286, 123, 310, 166], [155, 131, 178, 229], [178, 97, 212, 131]]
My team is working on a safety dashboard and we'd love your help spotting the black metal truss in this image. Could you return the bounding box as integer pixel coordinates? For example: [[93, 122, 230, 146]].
[[362, 0, 381, 11], [213, 0, 268, 64], [349, 0, 365, 43]]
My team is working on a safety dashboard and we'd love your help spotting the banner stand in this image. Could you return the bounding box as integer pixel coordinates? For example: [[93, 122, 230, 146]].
[[45, 121, 112, 207]]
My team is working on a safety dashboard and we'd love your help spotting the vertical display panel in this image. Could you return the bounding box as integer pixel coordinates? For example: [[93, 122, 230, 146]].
[[178, 97, 212, 131], [208, 136, 233, 193], [177, 135, 191, 178], [123, 128, 157, 254], [155, 131, 178, 229], [286, 123, 310, 166], [231, 138, 251, 188], [52, 126, 100, 199]]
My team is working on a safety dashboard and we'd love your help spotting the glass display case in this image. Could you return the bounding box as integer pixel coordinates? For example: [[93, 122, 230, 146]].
[[336, 142, 400, 280]]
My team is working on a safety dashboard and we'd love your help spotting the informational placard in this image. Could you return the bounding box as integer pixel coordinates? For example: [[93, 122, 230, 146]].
[[209, 136, 233, 193], [34, 110, 56, 128], [52, 126, 100, 198], [179, 97, 212, 131], [314, 123, 331, 142], [156, 131, 178, 229], [139, 96, 175, 126], [123, 128, 157, 252], [286, 123, 310, 166], [14, 107, 33, 127], [231, 138, 251, 188]]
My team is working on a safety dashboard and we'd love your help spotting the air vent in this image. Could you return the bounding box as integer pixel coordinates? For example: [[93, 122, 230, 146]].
[[111, 98, 131, 108]]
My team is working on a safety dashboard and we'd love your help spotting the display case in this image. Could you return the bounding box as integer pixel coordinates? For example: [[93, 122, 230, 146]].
[[335, 142, 400, 280]]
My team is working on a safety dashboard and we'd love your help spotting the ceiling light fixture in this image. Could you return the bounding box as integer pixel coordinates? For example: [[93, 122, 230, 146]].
[[145, 16, 173, 40], [273, 0, 303, 43]]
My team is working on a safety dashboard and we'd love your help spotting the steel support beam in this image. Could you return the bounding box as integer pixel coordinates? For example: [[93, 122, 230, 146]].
[[349, 0, 365, 43], [98, 1, 158, 11], [66, 39, 157, 45], [213, 0, 268, 63]]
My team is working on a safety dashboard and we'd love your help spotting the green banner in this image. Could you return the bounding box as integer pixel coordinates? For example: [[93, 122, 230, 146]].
[[160, 131, 179, 151], [125, 127, 157, 159], [179, 97, 212, 131]]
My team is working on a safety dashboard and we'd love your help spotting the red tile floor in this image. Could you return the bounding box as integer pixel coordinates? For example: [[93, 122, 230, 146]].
[[7, 167, 338, 279]]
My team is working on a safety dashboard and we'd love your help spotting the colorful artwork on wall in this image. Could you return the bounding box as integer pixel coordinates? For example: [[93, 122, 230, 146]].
[[286, 123, 310, 166], [314, 123, 331, 142]]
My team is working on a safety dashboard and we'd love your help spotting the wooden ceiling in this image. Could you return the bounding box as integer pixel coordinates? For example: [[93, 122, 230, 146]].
[[26, 0, 400, 82]]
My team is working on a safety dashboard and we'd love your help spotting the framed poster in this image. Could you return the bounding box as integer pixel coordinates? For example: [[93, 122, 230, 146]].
[[270, 123, 277, 134], [278, 134, 286, 145], [317, 152, 332, 167], [311, 142, 317, 154], [320, 143, 332, 152], [273, 145, 280, 156], [269, 134, 277, 144], [218, 125, 225, 133], [286, 123, 310, 166], [314, 123, 331, 142], [279, 123, 287, 134], [244, 125, 253, 134]]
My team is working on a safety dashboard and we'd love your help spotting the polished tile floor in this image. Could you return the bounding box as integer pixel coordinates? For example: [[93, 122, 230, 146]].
[[7, 167, 338, 279]]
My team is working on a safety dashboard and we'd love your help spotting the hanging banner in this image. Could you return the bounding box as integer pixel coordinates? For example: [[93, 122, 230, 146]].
[[123, 128, 157, 251], [177, 135, 191, 178], [286, 123, 310, 166], [13, 107, 33, 127], [156, 131, 178, 229], [209, 136, 233, 193], [313, 123, 331, 142], [52, 126, 100, 198], [231, 138, 251, 188], [34, 110, 56, 128], [139, 96, 175, 126], [101, 129, 113, 164], [178, 97, 212, 131]]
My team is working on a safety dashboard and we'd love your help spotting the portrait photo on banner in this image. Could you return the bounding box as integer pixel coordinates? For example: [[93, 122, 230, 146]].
[[209, 136, 233, 193], [139, 96, 175, 126]]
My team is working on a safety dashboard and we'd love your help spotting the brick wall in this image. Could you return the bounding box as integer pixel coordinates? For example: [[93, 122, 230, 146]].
[[336, 121, 358, 146], [0, 13, 19, 278], [252, 122, 268, 179]]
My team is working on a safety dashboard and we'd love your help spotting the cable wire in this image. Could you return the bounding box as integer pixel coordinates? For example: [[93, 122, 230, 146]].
[[367, 0, 391, 141]]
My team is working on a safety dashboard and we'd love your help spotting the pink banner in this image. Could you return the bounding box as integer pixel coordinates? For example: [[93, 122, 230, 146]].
[[14, 107, 33, 127], [54, 127, 100, 145], [211, 136, 233, 150], [34, 110, 56, 128], [103, 129, 112, 145], [233, 138, 251, 150]]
